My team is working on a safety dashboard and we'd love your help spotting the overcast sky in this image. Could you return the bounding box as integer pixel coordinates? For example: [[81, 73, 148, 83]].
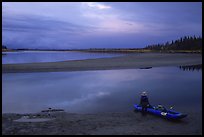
[[2, 2, 202, 49]]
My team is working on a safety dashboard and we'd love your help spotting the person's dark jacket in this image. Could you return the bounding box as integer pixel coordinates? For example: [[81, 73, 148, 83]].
[[140, 95, 150, 107]]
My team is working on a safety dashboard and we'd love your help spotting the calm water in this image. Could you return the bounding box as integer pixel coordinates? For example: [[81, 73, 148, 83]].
[[2, 67, 202, 114], [2, 51, 125, 64]]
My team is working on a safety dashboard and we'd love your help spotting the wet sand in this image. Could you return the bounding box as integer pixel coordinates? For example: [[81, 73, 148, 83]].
[[2, 110, 202, 135], [2, 53, 202, 73]]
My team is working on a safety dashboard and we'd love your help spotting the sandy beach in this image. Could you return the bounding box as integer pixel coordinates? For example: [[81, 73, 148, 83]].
[[2, 53, 202, 73], [2, 110, 202, 135]]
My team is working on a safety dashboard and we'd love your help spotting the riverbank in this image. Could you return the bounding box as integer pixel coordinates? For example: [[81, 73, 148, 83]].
[[2, 53, 202, 73], [2, 110, 202, 135]]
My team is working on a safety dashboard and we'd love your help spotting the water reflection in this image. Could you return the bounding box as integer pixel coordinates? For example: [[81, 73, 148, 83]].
[[139, 67, 152, 69], [179, 64, 202, 71], [2, 67, 202, 114]]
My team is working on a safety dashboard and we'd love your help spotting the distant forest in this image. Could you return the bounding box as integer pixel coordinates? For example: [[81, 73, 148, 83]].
[[2, 36, 202, 53], [144, 36, 202, 51]]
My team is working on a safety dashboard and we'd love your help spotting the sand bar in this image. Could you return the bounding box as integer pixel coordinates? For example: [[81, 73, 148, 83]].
[[2, 53, 202, 73]]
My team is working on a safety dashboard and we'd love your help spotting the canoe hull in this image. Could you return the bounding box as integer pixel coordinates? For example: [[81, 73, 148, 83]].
[[134, 104, 187, 120]]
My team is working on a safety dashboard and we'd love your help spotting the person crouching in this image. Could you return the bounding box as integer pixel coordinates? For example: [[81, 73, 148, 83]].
[[140, 91, 151, 114]]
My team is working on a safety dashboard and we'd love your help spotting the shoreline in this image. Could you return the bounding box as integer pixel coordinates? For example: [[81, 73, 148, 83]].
[[2, 53, 202, 73], [2, 111, 202, 135]]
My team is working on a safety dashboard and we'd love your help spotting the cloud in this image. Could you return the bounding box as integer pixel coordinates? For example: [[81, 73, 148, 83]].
[[2, 14, 98, 49], [2, 2, 202, 49], [83, 2, 111, 10], [98, 19, 145, 34], [2, 14, 92, 34], [81, 3, 146, 34]]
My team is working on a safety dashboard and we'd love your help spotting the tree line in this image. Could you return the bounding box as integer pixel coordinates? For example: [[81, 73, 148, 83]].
[[144, 36, 202, 51], [2, 35, 202, 52]]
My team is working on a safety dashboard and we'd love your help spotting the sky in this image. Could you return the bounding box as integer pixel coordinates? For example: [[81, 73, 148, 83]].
[[2, 2, 202, 49]]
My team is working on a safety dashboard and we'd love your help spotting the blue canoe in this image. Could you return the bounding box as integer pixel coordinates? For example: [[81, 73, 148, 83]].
[[134, 104, 187, 120]]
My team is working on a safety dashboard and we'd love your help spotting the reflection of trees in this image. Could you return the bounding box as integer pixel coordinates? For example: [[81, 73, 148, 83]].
[[179, 64, 202, 71], [139, 67, 152, 69]]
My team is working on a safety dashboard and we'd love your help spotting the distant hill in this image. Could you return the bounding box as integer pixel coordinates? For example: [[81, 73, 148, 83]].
[[144, 36, 202, 51]]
